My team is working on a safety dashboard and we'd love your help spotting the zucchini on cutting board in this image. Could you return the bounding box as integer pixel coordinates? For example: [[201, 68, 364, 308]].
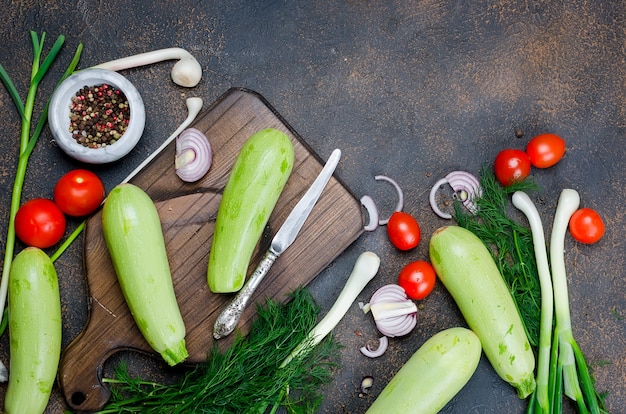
[[58, 88, 364, 412]]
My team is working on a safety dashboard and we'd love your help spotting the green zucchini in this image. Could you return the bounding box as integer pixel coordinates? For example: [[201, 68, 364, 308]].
[[102, 183, 188, 366], [429, 225, 536, 399], [366, 327, 481, 414], [207, 128, 294, 293], [5, 247, 61, 414]]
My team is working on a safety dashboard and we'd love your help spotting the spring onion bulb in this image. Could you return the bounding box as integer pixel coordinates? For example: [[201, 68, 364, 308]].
[[365, 284, 417, 337], [281, 251, 380, 367], [374, 175, 404, 225], [360, 336, 389, 358], [175, 128, 212, 182], [429, 170, 482, 219], [511, 191, 553, 411], [92, 48, 202, 87]]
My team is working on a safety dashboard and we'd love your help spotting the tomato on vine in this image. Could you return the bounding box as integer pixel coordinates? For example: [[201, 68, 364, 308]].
[[526, 133, 566, 168], [569, 208, 605, 244], [494, 149, 531, 186], [387, 211, 420, 251], [398, 260, 436, 300], [15, 198, 66, 248], [54, 169, 105, 217]]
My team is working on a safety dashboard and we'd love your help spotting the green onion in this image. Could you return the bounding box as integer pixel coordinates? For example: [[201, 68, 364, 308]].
[[514, 189, 607, 413], [549, 189, 604, 413], [512, 191, 554, 412], [0, 31, 82, 335]]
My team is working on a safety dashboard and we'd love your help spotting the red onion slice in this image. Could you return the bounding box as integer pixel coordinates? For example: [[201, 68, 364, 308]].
[[374, 175, 404, 225], [175, 128, 212, 182], [360, 195, 379, 231], [360, 376, 375, 394], [360, 336, 389, 358], [429, 170, 482, 219]]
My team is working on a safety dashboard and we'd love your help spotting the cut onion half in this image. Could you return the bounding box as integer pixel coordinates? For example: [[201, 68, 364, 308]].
[[175, 127, 212, 182], [365, 284, 417, 338]]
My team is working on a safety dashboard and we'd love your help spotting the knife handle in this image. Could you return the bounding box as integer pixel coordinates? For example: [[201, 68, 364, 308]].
[[213, 249, 278, 339]]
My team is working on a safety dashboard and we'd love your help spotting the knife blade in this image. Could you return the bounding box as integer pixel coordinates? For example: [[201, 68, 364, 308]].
[[213, 148, 342, 339]]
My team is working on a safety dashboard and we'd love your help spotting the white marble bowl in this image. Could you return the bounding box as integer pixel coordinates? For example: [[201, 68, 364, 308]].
[[49, 68, 145, 164]]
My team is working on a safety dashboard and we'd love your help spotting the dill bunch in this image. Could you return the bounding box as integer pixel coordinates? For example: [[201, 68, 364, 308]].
[[101, 288, 342, 414], [453, 165, 541, 347]]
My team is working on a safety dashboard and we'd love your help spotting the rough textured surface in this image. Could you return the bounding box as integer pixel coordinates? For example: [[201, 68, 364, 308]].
[[1, 1, 624, 413]]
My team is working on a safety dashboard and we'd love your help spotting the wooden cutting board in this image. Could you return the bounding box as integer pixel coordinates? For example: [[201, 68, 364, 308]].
[[58, 88, 364, 412]]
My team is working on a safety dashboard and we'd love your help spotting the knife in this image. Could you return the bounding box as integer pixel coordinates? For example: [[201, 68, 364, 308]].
[[212, 148, 342, 339]]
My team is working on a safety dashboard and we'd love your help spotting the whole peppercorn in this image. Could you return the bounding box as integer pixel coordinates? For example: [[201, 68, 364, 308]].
[[68, 83, 130, 148]]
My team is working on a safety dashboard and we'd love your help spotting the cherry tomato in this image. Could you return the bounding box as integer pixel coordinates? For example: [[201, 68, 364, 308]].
[[526, 133, 566, 168], [569, 208, 605, 244], [398, 260, 436, 300], [54, 169, 105, 217], [494, 149, 531, 186], [387, 211, 420, 251], [15, 198, 66, 248]]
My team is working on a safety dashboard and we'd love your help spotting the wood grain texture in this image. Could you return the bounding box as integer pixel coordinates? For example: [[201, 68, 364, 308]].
[[58, 88, 364, 412]]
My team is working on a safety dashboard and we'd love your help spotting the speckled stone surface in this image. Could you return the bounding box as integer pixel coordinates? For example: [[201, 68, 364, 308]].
[[1, 1, 624, 413]]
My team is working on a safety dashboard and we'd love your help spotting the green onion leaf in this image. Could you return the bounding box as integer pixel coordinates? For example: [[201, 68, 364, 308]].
[[32, 34, 66, 85], [0, 65, 25, 118]]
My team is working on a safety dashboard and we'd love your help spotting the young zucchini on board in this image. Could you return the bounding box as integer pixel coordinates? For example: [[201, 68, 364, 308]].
[[207, 128, 295, 293], [102, 183, 188, 366], [429, 225, 536, 399], [5, 247, 61, 414], [366, 327, 481, 414]]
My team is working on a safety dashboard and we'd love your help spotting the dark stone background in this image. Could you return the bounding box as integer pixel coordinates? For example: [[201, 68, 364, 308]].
[[0, 1, 624, 413]]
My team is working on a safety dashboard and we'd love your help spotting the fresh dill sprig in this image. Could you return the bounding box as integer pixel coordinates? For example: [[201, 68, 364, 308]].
[[100, 288, 342, 414], [453, 165, 542, 347]]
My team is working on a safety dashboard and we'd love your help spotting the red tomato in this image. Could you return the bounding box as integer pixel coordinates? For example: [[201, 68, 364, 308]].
[[398, 260, 436, 300], [54, 169, 105, 216], [387, 211, 420, 250], [15, 198, 66, 248], [526, 133, 566, 168], [569, 208, 605, 244], [494, 149, 531, 186]]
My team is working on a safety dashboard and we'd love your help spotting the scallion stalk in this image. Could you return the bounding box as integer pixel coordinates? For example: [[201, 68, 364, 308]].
[[0, 32, 82, 335], [281, 251, 380, 367], [512, 191, 554, 412], [549, 189, 603, 414], [515, 189, 607, 413]]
